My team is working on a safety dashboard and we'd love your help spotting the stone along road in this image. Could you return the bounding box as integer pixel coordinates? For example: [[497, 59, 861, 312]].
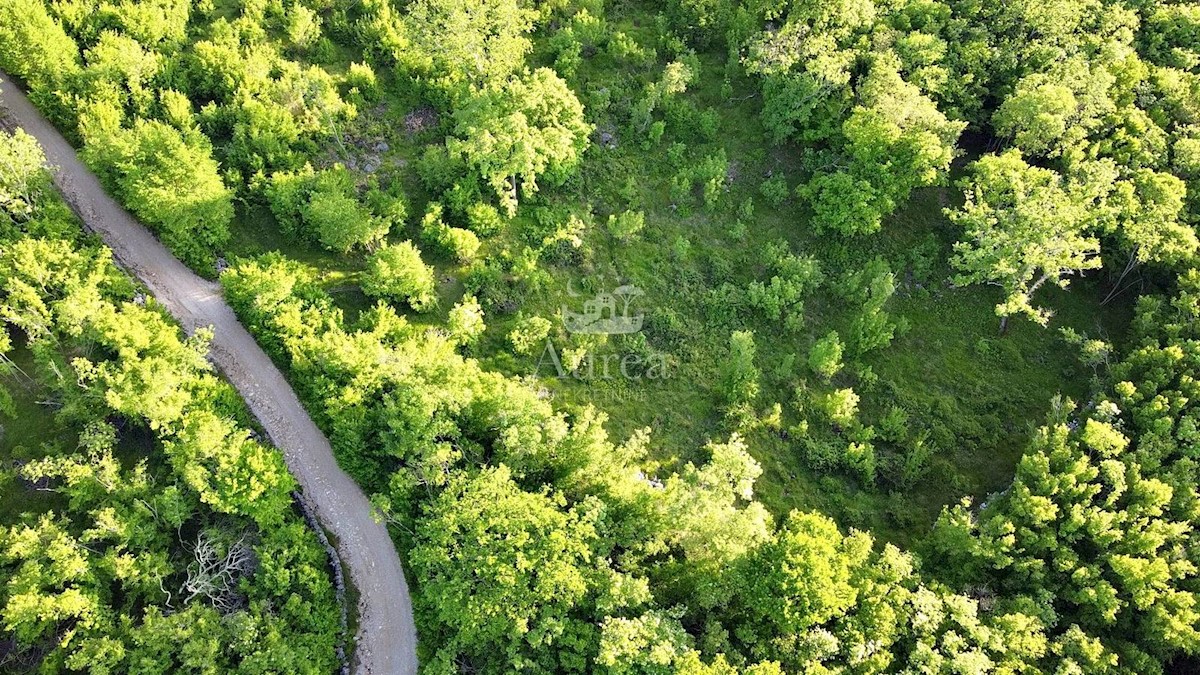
[[0, 72, 418, 675]]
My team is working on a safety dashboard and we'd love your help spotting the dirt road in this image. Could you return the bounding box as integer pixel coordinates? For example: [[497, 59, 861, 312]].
[[0, 73, 418, 675]]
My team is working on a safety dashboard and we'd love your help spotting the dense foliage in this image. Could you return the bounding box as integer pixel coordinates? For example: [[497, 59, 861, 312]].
[[223, 252, 1048, 673], [0, 130, 339, 672], [5, 0, 1200, 672]]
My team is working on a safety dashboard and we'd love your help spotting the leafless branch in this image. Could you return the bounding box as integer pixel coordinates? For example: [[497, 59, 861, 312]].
[[181, 532, 255, 614]]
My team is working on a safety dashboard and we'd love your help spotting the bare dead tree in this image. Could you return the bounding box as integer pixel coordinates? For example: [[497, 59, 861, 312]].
[[181, 532, 255, 613]]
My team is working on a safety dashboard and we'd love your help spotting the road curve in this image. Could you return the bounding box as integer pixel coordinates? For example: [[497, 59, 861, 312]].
[[0, 72, 418, 675]]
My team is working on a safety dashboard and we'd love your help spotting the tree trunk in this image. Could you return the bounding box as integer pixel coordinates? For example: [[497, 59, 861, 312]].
[[1102, 250, 1139, 306]]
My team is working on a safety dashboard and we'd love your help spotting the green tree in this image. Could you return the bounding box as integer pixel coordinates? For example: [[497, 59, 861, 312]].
[[808, 332, 844, 381], [596, 610, 694, 674], [736, 511, 870, 654], [165, 410, 296, 527], [655, 435, 772, 610], [948, 151, 1106, 326], [720, 330, 760, 421], [79, 115, 232, 267], [448, 68, 591, 216], [744, 0, 878, 143], [818, 388, 859, 426], [0, 516, 100, 645], [448, 295, 486, 345], [993, 77, 1081, 156], [801, 58, 964, 235], [1110, 168, 1196, 267], [77, 31, 163, 120], [509, 315, 552, 355], [0, 0, 80, 111], [362, 241, 438, 311], [401, 0, 534, 89], [421, 202, 481, 262], [607, 210, 646, 241], [410, 465, 600, 672], [0, 129, 52, 225]]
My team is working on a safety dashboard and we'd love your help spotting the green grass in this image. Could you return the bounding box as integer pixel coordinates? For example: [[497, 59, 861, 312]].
[[453, 55, 1134, 543], [0, 344, 70, 525], [469, 176, 1133, 545]]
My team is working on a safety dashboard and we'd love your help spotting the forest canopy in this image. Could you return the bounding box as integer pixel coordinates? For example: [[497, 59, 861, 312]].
[[3, 0, 1200, 672]]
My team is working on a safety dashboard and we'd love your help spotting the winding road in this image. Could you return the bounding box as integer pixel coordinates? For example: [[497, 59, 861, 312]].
[[0, 72, 418, 675]]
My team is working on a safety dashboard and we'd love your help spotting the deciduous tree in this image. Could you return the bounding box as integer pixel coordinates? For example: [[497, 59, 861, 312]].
[[948, 151, 1106, 326], [448, 68, 591, 216], [362, 241, 438, 312]]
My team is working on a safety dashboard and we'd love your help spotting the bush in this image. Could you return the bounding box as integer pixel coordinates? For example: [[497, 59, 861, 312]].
[[422, 202, 482, 262], [463, 260, 515, 310], [695, 149, 728, 209], [801, 437, 840, 472], [285, 5, 322, 51], [362, 241, 438, 311], [697, 107, 720, 141], [849, 309, 899, 356], [879, 405, 909, 443], [738, 197, 754, 222], [438, 225, 481, 262], [416, 145, 466, 192], [552, 34, 583, 79], [844, 441, 877, 483], [263, 165, 317, 237], [900, 432, 934, 485], [305, 189, 389, 253], [819, 388, 859, 426], [366, 182, 409, 228], [669, 173, 694, 206], [608, 31, 651, 63], [345, 61, 380, 102], [765, 241, 823, 285], [743, 242, 822, 327], [606, 210, 645, 241], [448, 295, 486, 345], [466, 202, 505, 236], [809, 332, 844, 381], [721, 330, 760, 419], [264, 164, 389, 252], [509, 315, 553, 355], [760, 175, 789, 206], [745, 276, 804, 322], [671, 235, 691, 260], [648, 120, 666, 146], [839, 258, 900, 355], [801, 171, 887, 236]]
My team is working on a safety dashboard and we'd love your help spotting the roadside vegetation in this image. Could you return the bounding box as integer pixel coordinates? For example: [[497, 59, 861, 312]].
[[0, 129, 340, 672]]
